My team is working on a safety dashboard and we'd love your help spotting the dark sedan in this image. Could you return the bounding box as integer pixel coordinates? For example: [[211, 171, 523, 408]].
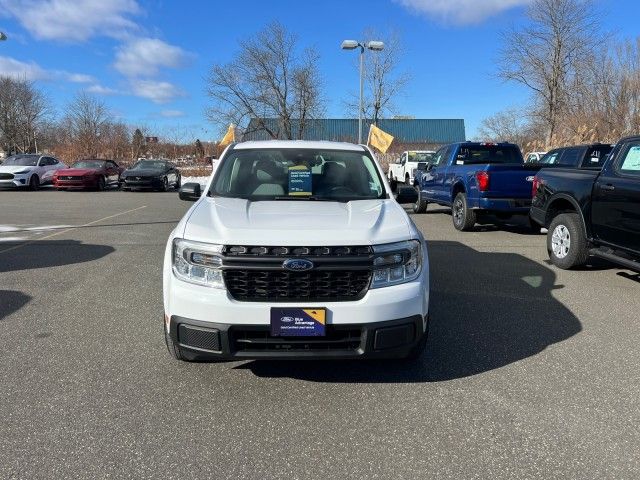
[[121, 160, 181, 191], [53, 159, 123, 190]]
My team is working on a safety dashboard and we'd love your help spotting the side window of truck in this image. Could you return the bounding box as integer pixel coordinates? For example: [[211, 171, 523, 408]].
[[617, 144, 640, 176]]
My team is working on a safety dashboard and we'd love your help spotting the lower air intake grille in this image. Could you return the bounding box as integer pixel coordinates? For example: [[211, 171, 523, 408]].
[[232, 326, 362, 352], [178, 324, 221, 352]]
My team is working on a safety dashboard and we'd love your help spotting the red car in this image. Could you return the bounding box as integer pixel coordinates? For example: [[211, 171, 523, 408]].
[[53, 159, 124, 190]]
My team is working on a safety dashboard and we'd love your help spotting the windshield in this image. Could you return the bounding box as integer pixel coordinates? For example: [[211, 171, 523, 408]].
[[209, 148, 386, 201], [72, 160, 106, 169], [131, 160, 166, 170], [408, 152, 434, 162], [3, 155, 39, 166], [456, 145, 523, 164]]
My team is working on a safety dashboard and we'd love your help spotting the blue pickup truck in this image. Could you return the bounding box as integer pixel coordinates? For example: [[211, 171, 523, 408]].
[[413, 142, 541, 231]]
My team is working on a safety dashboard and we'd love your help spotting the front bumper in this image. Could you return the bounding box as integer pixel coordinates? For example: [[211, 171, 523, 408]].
[[54, 177, 98, 189], [123, 177, 163, 189], [530, 206, 546, 227], [168, 314, 428, 360], [0, 175, 28, 188]]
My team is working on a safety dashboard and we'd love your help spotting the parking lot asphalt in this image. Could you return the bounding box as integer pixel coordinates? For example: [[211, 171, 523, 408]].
[[1, 190, 639, 480]]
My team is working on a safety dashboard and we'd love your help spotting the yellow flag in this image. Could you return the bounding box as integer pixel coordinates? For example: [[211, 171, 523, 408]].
[[368, 124, 394, 153], [219, 124, 235, 146]]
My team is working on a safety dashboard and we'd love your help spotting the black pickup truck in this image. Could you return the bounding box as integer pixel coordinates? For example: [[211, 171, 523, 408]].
[[531, 136, 640, 271]]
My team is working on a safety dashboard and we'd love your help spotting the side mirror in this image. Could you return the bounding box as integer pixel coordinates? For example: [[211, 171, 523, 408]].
[[395, 185, 418, 204], [179, 182, 202, 202]]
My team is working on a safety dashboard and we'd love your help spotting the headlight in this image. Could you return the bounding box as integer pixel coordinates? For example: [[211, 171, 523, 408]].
[[371, 240, 422, 288], [172, 238, 224, 288]]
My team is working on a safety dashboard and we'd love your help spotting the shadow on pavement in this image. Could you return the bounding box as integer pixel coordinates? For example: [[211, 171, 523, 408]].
[[0, 240, 114, 273], [0, 290, 31, 321], [237, 241, 582, 382]]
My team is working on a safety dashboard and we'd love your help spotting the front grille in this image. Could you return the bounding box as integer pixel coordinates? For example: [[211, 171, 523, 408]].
[[59, 176, 80, 181], [231, 326, 362, 352], [223, 269, 372, 302], [178, 324, 221, 352], [0, 173, 14, 180]]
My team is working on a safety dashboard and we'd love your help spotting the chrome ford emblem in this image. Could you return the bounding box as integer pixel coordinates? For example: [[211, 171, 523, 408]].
[[526, 176, 535, 182], [283, 259, 314, 271]]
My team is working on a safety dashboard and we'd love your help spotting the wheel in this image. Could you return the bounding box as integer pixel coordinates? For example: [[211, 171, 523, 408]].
[[547, 213, 588, 269], [28, 174, 39, 191], [175, 175, 181, 189], [388, 174, 396, 192], [405, 173, 411, 186], [164, 325, 187, 361], [413, 189, 428, 213], [161, 176, 169, 192], [452, 192, 476, 231], [97, 176, 106, 191], [404, 317, 429, 361]]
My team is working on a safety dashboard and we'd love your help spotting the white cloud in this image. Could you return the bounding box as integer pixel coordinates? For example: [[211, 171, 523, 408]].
[[64, 73, 95, 83], [0, 55, 93, 83], [0, 0, 140, 41], [159, 109, 186, 118], [114, 37, 191, 77], [0, 56, 48, 80], [86, 84, 118, 95], [130, 79, 185, 104], [395, 0, 531, 25]]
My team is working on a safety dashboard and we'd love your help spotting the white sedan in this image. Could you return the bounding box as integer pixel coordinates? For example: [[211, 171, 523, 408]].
[[0, 154, 67, 189]]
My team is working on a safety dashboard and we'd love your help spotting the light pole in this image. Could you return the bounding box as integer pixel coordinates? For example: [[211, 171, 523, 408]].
[[341, 39, 384, 144]]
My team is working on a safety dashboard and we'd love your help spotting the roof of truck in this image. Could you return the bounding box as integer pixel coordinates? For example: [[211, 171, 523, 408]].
[[233, 140, 366, 151]]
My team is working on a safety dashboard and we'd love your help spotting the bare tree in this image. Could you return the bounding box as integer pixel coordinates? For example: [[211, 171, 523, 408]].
[[344, 30, 410, 125], [498, 0, 602, 144], [0, 76, 50, 154], [64, 92, 111, 158], [476, 108, 541, 148], [206, 22, 324, 139]]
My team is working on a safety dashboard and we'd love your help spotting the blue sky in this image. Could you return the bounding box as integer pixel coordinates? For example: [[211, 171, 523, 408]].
[[0, 0, 637, 140]]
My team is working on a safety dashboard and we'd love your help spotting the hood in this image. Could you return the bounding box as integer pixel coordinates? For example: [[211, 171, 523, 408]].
[[123, 169, 163, 177], [0, 165, 37, 173], [182, 197, 413, 246], [57, 168, 100, 176]]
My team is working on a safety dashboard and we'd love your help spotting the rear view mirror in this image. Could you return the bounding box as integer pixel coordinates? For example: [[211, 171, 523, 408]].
[[179, 182, 202, 201], [395, 186, 418, 204]]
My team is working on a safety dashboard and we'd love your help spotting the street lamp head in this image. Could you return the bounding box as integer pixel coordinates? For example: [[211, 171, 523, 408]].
[[0, 32, 7, 41], [366, 41, 384, 51], [341, 40, 359, 50]]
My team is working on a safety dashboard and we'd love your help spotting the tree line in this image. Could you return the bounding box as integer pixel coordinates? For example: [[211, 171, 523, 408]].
[[0, 80, 214, 163], [480, 0, 640, 150]]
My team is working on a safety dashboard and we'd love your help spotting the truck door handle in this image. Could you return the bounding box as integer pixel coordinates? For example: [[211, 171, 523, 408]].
[[600, 184, 616, 191]]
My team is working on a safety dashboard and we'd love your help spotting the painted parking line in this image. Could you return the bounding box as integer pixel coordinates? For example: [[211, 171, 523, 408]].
[[0, 205, 147, 255]]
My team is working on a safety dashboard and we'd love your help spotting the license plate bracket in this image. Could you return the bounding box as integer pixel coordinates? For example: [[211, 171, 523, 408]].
[[270, 308, 326, 337]]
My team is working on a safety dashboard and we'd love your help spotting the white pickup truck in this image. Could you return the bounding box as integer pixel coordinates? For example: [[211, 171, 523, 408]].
[[163, 140, 430, 361], [387, 150, 436, 188]]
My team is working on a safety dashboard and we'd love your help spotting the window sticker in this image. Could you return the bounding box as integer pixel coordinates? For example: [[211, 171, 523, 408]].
[[621, 146, 640, 172], [288, 165, 312, 195]]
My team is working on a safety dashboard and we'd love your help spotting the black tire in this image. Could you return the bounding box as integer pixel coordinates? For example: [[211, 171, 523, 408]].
[[389, 174, 397, 192], [164, 325, 187, 361], [413, 188, 428, 213], [161, 176, 169, 192], [28, 174, 39, 191], [547, 213, 589, 269], [175, 175, 181, 189], [452, 192, 476, 231], [97, 176, 106, 191], [404, 317, 429, 360], [405, 173, 411, 186]]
